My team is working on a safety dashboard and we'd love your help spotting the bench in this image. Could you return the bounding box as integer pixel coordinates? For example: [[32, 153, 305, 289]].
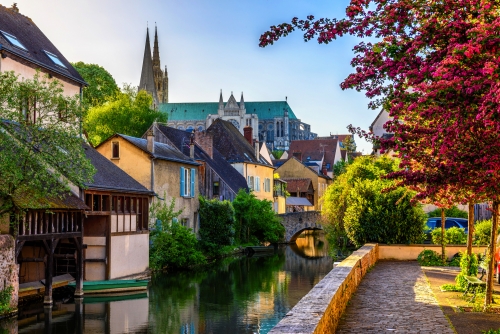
[[463, 275, 486, 301]]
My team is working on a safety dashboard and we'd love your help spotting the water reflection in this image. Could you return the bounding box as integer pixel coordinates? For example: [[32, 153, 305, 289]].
[[7, 231, 333, 334]]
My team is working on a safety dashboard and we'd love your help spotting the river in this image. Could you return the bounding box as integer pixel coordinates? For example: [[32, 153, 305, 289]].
[[6, 231, 333, 334]]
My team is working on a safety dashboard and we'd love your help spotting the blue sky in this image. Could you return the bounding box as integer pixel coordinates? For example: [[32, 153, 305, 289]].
[[10, 0, 377, 153]]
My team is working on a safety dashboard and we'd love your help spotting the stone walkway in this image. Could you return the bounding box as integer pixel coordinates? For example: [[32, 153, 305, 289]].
[[336, 261, 454, 333]]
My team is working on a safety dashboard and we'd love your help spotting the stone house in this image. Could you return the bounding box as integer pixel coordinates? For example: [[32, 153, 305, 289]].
[[144, 123, 249, 201], [274, 157, 332, 211], [202, 119, 275, 202], [96, 133, 201, 232]]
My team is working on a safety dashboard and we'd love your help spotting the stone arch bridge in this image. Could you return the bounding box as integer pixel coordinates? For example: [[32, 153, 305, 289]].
[[279, 211, 323, 243]]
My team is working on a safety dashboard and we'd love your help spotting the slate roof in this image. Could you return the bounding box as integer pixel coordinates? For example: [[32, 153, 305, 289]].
[[160, 101, 298, 121], [286, 197, 313, 206], [116, 134, 200, 166], [282, 178, 313, 193], [0, 5, 86, 86], [272, 159, 288, 168], [289, 139, 339, 172], [207, 119, 273, 166], [13, 190, 89, 210], [153, 124, 249, 194], [83, 144, 153, 194]]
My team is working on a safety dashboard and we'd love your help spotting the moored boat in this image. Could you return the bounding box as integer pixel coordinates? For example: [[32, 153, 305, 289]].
[[68, 279, 149, 294]]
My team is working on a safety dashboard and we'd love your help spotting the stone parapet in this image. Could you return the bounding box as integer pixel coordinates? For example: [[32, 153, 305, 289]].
[[0, 235, 18, 311], [269, 243, 378, 334]]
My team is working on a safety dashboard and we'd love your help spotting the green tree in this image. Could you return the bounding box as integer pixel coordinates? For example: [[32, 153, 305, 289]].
[[272, 150, 285, 159], [322, 156, 426, 248], [198, 196, 235, 256], [0, 71, 95, 219], [427, 206, 468, 219], [72, 62, 119, 110], [341, 136, 356, 153], [233, 189, 284, 244], [85, 85, 167, 146]]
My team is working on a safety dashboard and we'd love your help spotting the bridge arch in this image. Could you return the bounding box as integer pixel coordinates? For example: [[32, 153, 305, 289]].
[[279, 211, 324, 243]]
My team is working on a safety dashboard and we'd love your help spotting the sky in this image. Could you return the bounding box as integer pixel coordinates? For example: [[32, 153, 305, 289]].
[[9, 0, 378, 153]]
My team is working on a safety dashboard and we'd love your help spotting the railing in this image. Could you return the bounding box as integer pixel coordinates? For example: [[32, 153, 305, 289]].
[[17, 210, 83, 239]]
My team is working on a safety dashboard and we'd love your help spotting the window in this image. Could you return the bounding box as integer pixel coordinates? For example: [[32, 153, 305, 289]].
[[0, 30, 27, 50], [247, 176, 254, 191], [112, 142, 120, 159], [255, 176, 261, 191], [213, 181, 220, 196], [264, 178, 271, 192], [180, 167, 196, 197], [44, 50, 67, 68], [181, 218, 189, 227]]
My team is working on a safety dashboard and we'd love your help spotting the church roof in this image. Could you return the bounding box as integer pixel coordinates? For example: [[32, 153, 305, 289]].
[[160, 101, 298, 121]]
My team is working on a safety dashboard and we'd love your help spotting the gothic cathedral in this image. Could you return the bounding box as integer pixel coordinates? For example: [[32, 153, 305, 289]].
[[138, 26, 168, 107]]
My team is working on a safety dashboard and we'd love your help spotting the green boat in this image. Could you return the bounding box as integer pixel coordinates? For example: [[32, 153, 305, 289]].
[[68, 279, 149, 295]]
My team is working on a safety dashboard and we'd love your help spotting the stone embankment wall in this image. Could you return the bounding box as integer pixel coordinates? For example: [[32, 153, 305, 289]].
[[269, 243, 379, 334], [0, 235, 18, 311], [379, 244, 487, 261]]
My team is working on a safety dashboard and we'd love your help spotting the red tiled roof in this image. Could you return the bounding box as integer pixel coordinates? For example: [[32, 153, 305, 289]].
[[281, 178, 313, 193], [289, 138, 338, 170]]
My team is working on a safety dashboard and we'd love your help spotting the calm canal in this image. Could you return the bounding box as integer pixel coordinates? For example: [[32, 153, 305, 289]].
[[7, 231, 333, 334]]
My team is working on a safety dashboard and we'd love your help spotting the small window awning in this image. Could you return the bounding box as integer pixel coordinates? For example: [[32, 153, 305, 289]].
[[286, 197, 313, 207]]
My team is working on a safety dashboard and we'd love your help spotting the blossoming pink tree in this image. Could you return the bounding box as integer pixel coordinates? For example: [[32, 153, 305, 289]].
[[260, 0, 500, 307]]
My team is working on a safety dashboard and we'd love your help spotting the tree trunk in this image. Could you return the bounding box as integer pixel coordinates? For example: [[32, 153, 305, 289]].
[[467, 203, 474, 257], [484, 200, 498, 308], [441, 208, 446, 263]]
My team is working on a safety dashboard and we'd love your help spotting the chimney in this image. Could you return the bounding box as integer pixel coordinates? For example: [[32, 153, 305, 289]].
[[194, 130, 213, 159], [10, 3, 19, 13], [293, 151, 302, 161], [146, 129, 155, 153], [322, 163, 328, 176], [190, 132, 195, 159], [244, 126, 253, 146], [255, 140, 260, 161]]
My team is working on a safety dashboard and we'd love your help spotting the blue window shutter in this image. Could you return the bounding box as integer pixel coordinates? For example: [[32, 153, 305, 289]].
[[191, 168, 195, 197], [180, 167, 185, 196]]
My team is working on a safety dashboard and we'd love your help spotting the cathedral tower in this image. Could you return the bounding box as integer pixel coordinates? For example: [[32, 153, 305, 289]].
[[139, 27, 159, 106], [152, 26, 168, 103]]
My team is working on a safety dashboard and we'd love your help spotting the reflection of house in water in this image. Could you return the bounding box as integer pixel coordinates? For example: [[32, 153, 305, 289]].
[[293, 231, 328, 258]]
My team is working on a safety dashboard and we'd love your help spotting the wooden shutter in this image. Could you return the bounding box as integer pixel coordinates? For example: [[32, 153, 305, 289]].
[[180, 167, 185, 196], [190, 168, 196, 197]]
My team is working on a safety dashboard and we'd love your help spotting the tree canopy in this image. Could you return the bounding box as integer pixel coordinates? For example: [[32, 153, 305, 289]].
[[0, 71, 95, 218], [85, 85, 167, 146], [72, 62, 119, 111]]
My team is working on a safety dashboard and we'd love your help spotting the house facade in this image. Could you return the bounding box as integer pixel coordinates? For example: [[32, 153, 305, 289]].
[[275, 157, 331, 211], [288, 138, 342, 178], [96, 133, 201, 232]]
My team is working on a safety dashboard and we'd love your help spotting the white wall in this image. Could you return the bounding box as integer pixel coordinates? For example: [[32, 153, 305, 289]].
[[110, 234, 149, 279]]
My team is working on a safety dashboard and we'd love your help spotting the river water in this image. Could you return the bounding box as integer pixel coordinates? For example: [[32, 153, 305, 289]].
[[7, 231, 333, 334]]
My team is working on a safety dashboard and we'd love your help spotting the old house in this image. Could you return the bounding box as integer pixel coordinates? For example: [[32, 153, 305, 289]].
[[282, 178, 314, 212], [275, 157, 331, 211], [369, 110, 394, 156], [204, 119, 275, 202], [288, 138, 342, 178], [145, 123, 249, 201], [82, 145, 153, 281], [96, 133, 201, 232]]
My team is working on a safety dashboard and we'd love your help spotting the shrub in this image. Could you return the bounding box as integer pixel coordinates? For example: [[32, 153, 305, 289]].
[[417, 250, 444, 266], [0, 286, 13, 315], [427, 206, 468, 218], [455, 252, 479, 290], [473, 219, 498, 245], [431, 226, 467, 245], [199, 196, 235, 256]]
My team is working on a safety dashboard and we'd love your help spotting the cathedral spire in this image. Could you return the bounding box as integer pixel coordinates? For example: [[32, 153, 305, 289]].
[[240, 91, 245, 110], [218, 89, 224, 110], [138, 27, 159, 106], [153, 24, 160, 68]]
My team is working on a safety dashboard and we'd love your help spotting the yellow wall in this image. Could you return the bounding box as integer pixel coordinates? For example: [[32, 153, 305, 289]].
[[275, 158, 331, 211], [0, 57, 81, 97], [274, 196, 286, 214], [234, 162, 275, 201]]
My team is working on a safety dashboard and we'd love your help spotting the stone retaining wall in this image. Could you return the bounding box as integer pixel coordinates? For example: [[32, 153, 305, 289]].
[[379, 244, 488, 261], [0, 235, 18, 311], [269, 243, 379, 334]]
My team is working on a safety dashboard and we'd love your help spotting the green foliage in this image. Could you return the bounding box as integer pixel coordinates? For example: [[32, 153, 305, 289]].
[[440, 283, 462, 292], [198, 196, 235, 256], [341, 136, 356, 153], [431, 227, 467, 245], [71, 62, 119, 111], [0, 71, 95, 219], [427, 206, 468, 219], [456, 252, 479, 290], [474, 219, 498, 245], [417, 250, 444, 266], [85, 84, 167, 146], [0, 285, 13, 315], [272, 150, 285, 159], [149, 197, 206, 270], [332, 160, 349, 177], [233, 189, 285, 244], [483, 330, 500, 334]]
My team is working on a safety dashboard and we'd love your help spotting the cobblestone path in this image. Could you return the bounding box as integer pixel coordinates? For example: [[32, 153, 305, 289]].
[[336, 261, 454, 333]]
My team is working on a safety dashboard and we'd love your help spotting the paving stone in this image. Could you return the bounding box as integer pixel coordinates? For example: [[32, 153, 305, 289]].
[[336, 261, 454, 334]]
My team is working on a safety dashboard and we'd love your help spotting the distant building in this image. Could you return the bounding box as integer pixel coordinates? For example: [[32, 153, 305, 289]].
[[369, 110, 394, 156], [136, 28, 316, 150]]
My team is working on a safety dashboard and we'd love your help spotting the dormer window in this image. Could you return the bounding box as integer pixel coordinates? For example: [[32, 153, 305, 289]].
[[0, 30, 27, 51], [44, 50, 66, 68]]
